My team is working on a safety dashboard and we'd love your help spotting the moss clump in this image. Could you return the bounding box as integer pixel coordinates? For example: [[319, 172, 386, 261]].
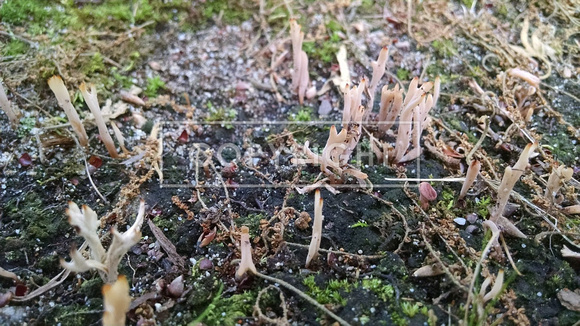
[[79, 277, 104, 298], [289, 107, 313, 122], [431, 39, 457, 58], [201, 0, 252, 25], [47, 302, 103, 326], [303, 275, 352, 306], [235, 213, 264, 236], [5, 192, 68, 243], [362, 278, 395, 302], [73, 0, 190, 31], [0, 0, 68, 32], [396, 68, 411, 81], [81, 52, 106, 75], [1, 39, 30, 56], [302, 20, 345, 63], [204, 102, 237, 129], [144, 75, 166, 97], [185, 279, 255, 326]]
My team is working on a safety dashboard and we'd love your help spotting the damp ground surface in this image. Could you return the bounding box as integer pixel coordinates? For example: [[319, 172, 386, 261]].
[[0, 1, 579, 325]]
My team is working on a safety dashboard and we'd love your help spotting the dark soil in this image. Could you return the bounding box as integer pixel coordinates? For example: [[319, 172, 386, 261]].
[[1, 0, 579, 325]]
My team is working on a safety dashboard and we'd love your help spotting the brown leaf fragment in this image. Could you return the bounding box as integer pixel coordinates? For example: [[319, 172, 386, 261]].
[[557, 288, 580, 312], [120, 91, 146, 107], [147, 219, 186, 272]]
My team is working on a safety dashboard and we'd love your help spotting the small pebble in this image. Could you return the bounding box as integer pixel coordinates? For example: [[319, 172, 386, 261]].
[[466, 225, 479, 234], [318, 99, 333, 116], [466, 213, 478, 224], [199, 259, 213, 271], [454, 217, 466, 226]]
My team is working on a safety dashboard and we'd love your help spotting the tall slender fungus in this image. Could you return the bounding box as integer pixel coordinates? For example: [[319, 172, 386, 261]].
[[236, 226, 257, 280], [48, 76, 89, 147], [0, 80, 20, 128], [102, 275, 131, 326], [491, 142, 538, 222], [306, 189, 324, 268], [80, 83, 119, 158], [459, 160, 481, 200], [490, 142, 538, 238], [289, 19, 311, 104]]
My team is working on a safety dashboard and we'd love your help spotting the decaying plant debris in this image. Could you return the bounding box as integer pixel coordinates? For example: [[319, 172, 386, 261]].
[[1, 0, 579, 325]]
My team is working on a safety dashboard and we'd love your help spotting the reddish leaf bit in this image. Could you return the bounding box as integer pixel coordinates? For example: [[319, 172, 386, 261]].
[[18, 153, 32, 167], [442, 145, 463, 159], [14, 284, 27, 297], [178, 130, 188, 144], [88, 155, 103, 169], [419, 182, 438, 210], [198, 227, 217, 247], [221, 162, 237, 178]]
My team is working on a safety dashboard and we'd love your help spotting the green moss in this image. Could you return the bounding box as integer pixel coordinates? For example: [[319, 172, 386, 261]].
[[204, 102, 237, 129], [361, 278, 394, 302], [431, 39, 457, 57], [289, 107, 313, 122], [36, 254, 59, 273], [1, 39, 29, 56], [396, 68, 411, 81], [325, 20, 344, 33], [73, 0, 189, 31], [153, 215, 179, 234], [461, 0, 474, 8], [0, 0, 64, 28], [303, 275, 352, 306], [82, 52, 106, 75], [79, 277, 104, 298], [201, 0, 252, 25], [350, 220, 369, 228], [144, 75, 166, 97], [401, 301, 421, 318], [438, 188, 455, 210], [475, 196, 491, 218], [47, 302, 102, 325], [188, 282, 255, 326], [5, 192, 67, 243], [17, 116, 36, 138], [497, 3, 508, 17], [302, 21, 345, 64], [234, 213, 264, 236]]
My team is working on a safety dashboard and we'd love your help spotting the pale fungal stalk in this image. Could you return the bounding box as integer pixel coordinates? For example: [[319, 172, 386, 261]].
[[48, 76, 89, 147], [491, 142, 538, 226], [292, 80, 368, 184], [508, 68, 540, 89], [479, 269, 505, 303], [374, 76, 439, 164], [367, 47, 389, 109], [544, 165, 573, 203], [61, 200, 146, 283], [306, 189, 324, 268], [289, 19, 313, 104], [80, 83, 119, 158], [562, 205, 580, 215], [463, 220, 501, 324], [102, 275, 131, 326], [459, 160, 481, 200], [0, 80, 20, 128], [235, 226, 257, 280]]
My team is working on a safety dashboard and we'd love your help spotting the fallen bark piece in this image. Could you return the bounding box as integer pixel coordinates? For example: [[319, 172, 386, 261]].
[[557, 288, 580, 312]]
